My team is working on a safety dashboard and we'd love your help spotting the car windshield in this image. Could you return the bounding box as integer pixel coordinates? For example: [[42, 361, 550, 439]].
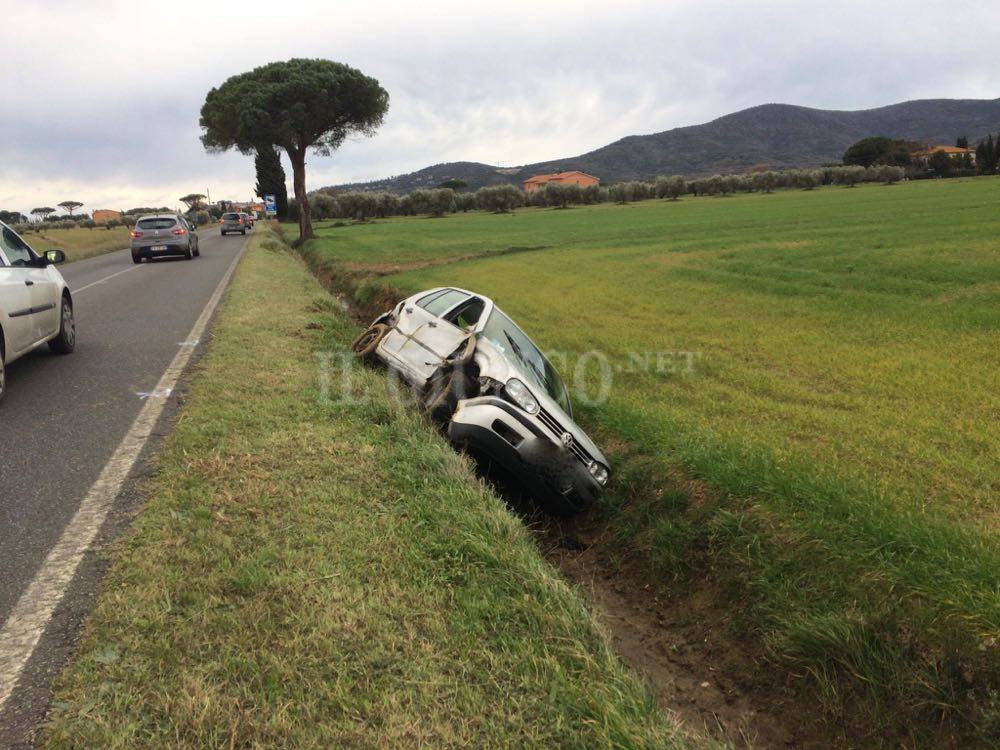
[[481, 308, 571, 413]]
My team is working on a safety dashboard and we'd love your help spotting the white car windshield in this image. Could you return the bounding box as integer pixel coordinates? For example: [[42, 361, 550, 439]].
[[481, 309, 571, 413]]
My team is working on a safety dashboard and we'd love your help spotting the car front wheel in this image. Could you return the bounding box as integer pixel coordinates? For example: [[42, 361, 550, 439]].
[[0, 353, 6, 403], [49, 296, 76, 354]]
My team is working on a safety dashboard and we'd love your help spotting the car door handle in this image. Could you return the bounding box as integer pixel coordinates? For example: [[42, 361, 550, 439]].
[[404, 306, 413, 314], [24, 280, 34, 286], [427, 321, 438, 328]]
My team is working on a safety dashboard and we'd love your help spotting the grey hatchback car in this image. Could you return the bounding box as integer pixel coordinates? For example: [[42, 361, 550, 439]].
[[219, 212, 247, 235], [130, 215, 199, 263], [352, 287, 610, 515]]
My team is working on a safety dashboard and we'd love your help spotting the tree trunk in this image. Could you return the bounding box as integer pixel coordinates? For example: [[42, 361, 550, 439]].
[[288, 148, 313, 245]]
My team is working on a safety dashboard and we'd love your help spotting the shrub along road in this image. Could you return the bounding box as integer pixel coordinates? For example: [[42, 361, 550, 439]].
[[39, 233, 696, 749], [0, 228, 248, 747]]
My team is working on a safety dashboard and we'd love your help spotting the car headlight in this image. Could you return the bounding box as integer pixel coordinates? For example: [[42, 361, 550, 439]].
[[504, 378, 539, 415], [589, 461, 609, 486]]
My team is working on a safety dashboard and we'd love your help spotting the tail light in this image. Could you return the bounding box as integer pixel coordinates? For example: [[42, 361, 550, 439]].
[[219, 219, 223, 224], [130, 230, 143, 238], [172, 227, 187, 235]]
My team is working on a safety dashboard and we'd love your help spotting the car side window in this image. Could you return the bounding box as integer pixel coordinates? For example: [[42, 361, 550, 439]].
[[421, 290, 469, 317], [444, 297, 485, 330], [1, 226, 35, 266]]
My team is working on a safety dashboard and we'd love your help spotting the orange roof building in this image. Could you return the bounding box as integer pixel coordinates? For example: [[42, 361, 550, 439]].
[[92, 209, 123, 224], [914, 145, 976, 164], [523, 170, 600, 193]]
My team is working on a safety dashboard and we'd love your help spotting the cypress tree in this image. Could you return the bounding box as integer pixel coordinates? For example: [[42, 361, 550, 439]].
[[254, 146, 289, 217]]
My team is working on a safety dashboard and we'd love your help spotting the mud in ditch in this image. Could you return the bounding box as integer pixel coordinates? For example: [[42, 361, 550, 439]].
[[471, 460, 861, 749]]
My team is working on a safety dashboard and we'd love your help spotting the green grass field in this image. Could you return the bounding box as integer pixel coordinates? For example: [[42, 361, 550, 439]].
[[302, 178, 1000, 742], [43, 233, 694, 749], [20, 226, 132, 262]]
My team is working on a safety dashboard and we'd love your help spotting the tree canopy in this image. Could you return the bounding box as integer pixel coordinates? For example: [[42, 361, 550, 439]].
[[437, 178, 468, 191], [975, 134, 999, 174], [57, 200, 84, 215], [842, 136, 912, 167], [200, 59, 389, 243], [179, 193, 207, 211], [0, 210, 27, 224]]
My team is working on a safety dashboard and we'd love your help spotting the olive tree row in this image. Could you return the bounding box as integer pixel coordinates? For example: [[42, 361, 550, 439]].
[[297, 160, 909, 226]]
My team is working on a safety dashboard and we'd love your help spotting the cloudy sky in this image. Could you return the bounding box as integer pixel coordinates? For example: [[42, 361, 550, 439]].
[[2, 0, 998, 216]]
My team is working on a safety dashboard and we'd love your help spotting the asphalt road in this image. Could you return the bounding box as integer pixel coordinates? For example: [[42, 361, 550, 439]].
[[0, 227, 249, 744]]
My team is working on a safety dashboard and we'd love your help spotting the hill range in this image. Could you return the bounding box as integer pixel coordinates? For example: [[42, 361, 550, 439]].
[[327, 97, 1000, 193]]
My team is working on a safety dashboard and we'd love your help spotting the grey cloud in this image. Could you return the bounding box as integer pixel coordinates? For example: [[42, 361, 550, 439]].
[[2, 0, 999, 214]]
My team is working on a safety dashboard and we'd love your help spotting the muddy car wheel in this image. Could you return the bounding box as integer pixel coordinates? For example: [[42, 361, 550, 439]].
[[351, 323, 390, 365], [424, 366, 475, 423]]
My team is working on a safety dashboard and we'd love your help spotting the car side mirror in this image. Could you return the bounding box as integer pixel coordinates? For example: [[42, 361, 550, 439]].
[[44, 249, 67, 265]]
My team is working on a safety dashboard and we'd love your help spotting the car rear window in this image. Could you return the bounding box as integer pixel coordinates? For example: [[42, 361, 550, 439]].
[[223, 213, 241, 220], [137, 218, 177, 230], [419, 289, 469, 316]]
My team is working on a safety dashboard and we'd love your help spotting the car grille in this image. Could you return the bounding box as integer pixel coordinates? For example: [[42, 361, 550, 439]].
[[537, 407, 595, 467]]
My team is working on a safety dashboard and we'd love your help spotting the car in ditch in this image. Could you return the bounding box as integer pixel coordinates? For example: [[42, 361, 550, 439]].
[[130, 214, 199, 263], [351, 287, 609, 515], [0, 220, 75, 403]]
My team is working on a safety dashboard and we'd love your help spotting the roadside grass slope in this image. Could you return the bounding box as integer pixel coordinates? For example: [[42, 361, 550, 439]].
[[42, 232, 698, 749], [300, 177, 1000, 743]]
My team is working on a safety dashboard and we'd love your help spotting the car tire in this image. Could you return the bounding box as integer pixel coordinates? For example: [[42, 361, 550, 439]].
[[194, 245, 200, 257], [132, 254, 142, 264], [241, 229, 246, 235], [221, 231, 226, 236], [423, 365, 475, 423], [184, 244, 193, 260], [351, 323, 390, 366], [48, 295, 76, 354], [0, 351, 6, 404]]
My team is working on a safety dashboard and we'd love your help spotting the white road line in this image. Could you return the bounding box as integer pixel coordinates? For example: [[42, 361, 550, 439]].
[[72, 265, 141, 294], [0, 241, 248, 712]]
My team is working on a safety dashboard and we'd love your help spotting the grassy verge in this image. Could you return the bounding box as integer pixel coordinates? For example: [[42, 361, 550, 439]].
[[42, 231, 696, 749], [295, 178, 1000, 744]]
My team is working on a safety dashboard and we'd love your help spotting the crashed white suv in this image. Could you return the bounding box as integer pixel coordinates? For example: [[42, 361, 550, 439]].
[[0, 221, 75, 402], [352, 287, 609, 515]]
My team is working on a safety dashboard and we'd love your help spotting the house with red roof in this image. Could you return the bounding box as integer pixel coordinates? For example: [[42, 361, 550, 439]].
[[523, 170, 600, 193]]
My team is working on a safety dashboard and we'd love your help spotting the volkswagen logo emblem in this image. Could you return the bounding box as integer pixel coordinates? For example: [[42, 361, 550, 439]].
[[560, 432, 574, 447]]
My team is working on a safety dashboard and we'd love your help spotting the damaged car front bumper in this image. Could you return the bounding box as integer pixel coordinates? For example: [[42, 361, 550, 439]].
[[447, 395, 606, 515]]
